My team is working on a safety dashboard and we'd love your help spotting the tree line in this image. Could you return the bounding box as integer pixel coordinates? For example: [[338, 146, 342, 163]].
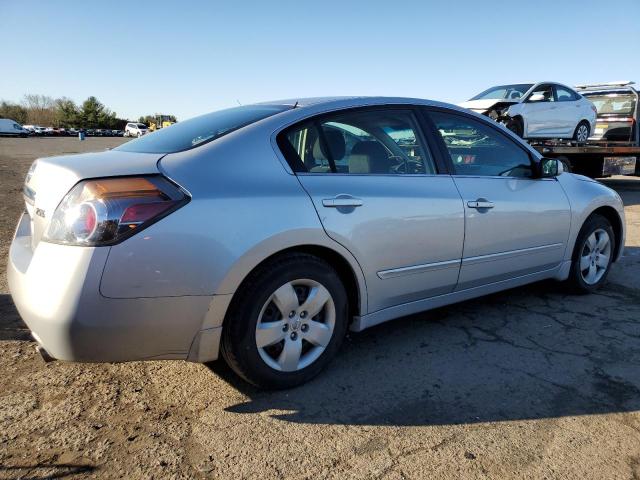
[[0, 94, 177, 129]]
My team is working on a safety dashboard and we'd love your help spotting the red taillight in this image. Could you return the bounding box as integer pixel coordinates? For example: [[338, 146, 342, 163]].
[[120, 202, 173, 225], [82, 203, 97, 234]]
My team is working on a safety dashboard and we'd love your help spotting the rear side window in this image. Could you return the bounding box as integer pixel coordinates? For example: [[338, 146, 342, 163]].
[[279, 109, 436, 174], [556, 86, 579, 102], [430, 111, 533, 178], [116, 105, 288, 153]]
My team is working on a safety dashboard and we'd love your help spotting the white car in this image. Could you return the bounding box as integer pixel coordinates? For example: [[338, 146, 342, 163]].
[[124, 123, 148, 137], [460, 82, 597, 141]]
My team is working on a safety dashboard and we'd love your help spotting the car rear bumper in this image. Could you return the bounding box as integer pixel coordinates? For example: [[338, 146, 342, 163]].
[[7, 212, 226, 363]]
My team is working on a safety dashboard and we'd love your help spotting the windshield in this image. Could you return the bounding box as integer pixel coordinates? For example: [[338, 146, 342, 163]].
[[137, 124, 147, 129], [583, 92, 636, 116], [471, 84, 534, 101], [116, 105, 289, 153]]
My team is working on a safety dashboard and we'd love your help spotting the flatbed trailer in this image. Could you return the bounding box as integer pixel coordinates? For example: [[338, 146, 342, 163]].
[[530, 140, 640, 178]]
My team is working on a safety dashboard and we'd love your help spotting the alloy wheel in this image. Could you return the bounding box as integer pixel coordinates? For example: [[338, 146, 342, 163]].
[[255, 279, 336, 372], [576, 124, 589, 142], [580, 228, 611, 285]]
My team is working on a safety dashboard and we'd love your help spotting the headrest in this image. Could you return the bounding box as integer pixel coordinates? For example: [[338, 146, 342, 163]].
[[313, 128, 346, 161], [348, 141, 390, 174]]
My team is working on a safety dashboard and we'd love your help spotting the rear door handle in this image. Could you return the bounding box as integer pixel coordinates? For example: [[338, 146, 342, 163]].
[[322, 197, 364, 208], [467, 200, 494, 209]]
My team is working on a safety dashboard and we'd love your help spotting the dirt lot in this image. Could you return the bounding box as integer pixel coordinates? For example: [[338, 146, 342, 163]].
[[1, 137, 640, 479]]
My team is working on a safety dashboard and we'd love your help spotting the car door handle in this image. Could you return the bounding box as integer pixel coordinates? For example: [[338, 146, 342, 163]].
[[322, 197, 364, 208], [467, 200, 494, 209]]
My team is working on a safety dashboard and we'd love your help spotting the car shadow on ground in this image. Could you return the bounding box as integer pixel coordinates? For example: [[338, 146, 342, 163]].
[[0, 463, 96, 479], [211, 260, 640, 427], [0, 294, 31, 341]]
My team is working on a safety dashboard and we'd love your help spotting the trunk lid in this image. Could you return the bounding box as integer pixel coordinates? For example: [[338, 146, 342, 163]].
[[24, 150, 164, 248]]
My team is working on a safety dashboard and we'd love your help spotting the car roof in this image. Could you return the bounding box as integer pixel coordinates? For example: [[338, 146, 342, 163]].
[[257, 96, 463, 111]]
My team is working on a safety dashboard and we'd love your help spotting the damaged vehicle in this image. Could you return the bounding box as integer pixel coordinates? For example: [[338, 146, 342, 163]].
[[460, 82, 596, 141]]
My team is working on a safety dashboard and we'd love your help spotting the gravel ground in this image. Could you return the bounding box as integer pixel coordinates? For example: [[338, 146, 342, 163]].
[[1, 137, 640, 479]]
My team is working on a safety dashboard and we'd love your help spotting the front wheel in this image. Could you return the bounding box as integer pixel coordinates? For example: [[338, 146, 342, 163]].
[[573, 121, 590, 142], [505, 117, 524, 138], [221, 253, 348, 389], [565, 214, 615, 293]]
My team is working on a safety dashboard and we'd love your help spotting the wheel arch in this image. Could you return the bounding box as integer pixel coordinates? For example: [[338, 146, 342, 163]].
[[511, 114, 525, 136], [588, 206, 624, 261], [216, 238, 367, 328]]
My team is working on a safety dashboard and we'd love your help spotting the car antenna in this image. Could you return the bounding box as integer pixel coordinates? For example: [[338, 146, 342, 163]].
[[236, 99, 242, 106], [292, 101, 299, 109]]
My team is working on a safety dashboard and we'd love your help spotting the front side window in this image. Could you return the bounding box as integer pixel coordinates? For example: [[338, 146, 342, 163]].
[[430, 111, 533, 178], [556, 86, 578, 102], [527, 84, 555, 102], [280, 109, 436, 174]]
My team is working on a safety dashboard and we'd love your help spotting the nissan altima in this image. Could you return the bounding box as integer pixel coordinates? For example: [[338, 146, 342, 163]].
[[8, 97, 625, 389]]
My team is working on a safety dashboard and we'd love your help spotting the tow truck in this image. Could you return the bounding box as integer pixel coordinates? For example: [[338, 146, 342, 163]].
[[528, 82, 640, 178]]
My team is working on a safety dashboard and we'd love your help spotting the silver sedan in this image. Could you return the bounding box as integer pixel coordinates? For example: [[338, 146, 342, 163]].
[[8, 97, 625, 388]]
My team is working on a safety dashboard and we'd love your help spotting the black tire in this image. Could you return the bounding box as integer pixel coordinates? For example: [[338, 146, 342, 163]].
[[220, 253, 348, 389], [506, 117, 524, 138], [573, 121, 590, 142], [565, 214, 615, 293]]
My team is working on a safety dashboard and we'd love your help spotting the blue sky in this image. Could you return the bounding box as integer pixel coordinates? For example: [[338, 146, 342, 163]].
[[2, 0, 638, 121]]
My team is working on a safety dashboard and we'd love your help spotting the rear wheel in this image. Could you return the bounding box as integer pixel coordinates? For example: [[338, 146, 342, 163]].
[[221, 253, 348, 389], [565, 214, 615, 293], [573, 121, 590, 142]]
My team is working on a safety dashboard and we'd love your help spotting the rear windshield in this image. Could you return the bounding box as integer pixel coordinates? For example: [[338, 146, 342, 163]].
[[116, 105, 289, 153], [583, 92, 637, 116], [136, 124, 147, 128]]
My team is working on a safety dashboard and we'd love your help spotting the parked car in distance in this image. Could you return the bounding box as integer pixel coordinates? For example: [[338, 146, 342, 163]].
[[0, 118, 30, 137], [85, 129, 95, 136], [8, 97, 625, 389], [112, 129, 124, 137], [22, 125, 36, 135], [33, 126, 47, 136], [576, 81, 639, 143], [124, 122, 148, 137], [460, 82, 597, 141]]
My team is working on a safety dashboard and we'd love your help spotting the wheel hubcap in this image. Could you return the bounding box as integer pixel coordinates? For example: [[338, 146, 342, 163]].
[[580, 228, 611, 285], [577, 125, 589, 142], [255, 279, 335, 372]]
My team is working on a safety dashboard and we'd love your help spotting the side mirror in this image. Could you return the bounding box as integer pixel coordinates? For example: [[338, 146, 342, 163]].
[[539, 157, 565, 178], [528, 93, 546, 102]]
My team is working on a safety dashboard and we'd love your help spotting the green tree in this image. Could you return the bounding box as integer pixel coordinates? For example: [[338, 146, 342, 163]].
[[55, 97, 79, 127], [78, 96, 106, 129], [0, 101, 28, 124]]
